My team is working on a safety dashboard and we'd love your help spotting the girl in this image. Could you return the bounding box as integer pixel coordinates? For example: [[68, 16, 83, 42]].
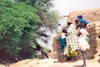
[[78, 22, 90, 67]]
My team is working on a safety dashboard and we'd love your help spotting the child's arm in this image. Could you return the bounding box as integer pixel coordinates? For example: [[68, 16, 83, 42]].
[[78, 33, 81, 37], [65, 33, 67, 37], [76, 25, 80, 29]]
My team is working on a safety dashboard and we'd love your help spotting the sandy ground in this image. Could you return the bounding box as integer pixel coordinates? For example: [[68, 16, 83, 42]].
[[0, 64, 7, 67], [10, 58, 100, 67]]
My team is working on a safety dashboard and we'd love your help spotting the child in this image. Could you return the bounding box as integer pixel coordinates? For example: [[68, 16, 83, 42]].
[[48, 50, 52, 58], [65, 22, 79, 61], [75, 19, 80, 29], [77, 15, 89, 25], [75, 20, 79, 25], [78, 22, 90, 67], [59, 29, 67, 51]]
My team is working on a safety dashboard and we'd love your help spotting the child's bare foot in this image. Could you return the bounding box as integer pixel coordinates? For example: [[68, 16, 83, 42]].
[[81, 64, 86, 67]]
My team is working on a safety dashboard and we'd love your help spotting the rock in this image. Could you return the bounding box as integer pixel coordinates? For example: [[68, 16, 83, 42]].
[[53, 34, 67, 62], [51, 52, 58, 59], [53, 8, 100, 61], [67, 8, 100, 59], [67, 8, 100, 23], [53, 34, 61, 52]]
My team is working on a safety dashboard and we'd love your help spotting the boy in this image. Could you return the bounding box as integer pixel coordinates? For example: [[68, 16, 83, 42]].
[[77, 15, 89, 25], [75, 19, 80, 29]]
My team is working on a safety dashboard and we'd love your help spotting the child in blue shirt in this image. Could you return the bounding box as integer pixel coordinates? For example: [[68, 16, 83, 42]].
[[59, 29, 67, 51], [77, 15, 89, 25]]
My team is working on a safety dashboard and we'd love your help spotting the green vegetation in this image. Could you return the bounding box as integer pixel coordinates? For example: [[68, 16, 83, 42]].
[[0, 0, 41, 59], [15, 0, 60, 30], [0, 0, 59, 62]]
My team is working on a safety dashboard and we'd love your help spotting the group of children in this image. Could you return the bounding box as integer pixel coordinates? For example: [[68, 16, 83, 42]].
[[59, 15, 90, 67]]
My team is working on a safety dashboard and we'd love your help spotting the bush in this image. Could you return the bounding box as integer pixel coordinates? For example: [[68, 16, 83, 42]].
[[0, 0, 41, 59]]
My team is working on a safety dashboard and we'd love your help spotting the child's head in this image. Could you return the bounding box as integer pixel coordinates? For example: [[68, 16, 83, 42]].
[[62, 28, 67, 33], [77, 15, 83, 20], [75, 20, 79, 24], [80, 22, 86, 28], [67, 22, 72, 26], [49, 50, 51, 52]]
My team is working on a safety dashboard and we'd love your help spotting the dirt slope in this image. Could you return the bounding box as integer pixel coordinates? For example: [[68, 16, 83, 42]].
[[10, 58, 100, 67]]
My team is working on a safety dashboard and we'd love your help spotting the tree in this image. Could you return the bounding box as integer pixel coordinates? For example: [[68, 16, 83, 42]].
[[0, 0, 60, 61], [0, 0, 41, 58], [14, 0, 60, 30]]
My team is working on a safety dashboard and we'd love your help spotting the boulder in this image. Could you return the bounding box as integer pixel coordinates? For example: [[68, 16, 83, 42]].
[[53, 8, 100, 61], [67, 8, 100, 59], [53, 34, 67, 62], [51, 52, 58, 59], [67, 8, 100, 23], [53, 34, 61, 52]]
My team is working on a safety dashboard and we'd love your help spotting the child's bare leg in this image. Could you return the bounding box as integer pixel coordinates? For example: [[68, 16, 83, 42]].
[[82, 51, 87, 67]]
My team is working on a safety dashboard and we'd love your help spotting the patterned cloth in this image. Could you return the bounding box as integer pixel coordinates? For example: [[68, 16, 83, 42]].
[[66, 46, 78, 57], [64, 24, 79, 55]]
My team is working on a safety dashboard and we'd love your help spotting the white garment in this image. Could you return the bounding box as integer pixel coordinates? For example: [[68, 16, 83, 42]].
[[61, 33, 66, 38], [78, 28, 90, 51]]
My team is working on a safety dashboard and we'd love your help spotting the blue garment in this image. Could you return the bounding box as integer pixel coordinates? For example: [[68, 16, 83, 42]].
[[77, 15, 83, 18], [86, 36, 91, 44], [59, 37, 66, 51], [79, 19, 89, 25]]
